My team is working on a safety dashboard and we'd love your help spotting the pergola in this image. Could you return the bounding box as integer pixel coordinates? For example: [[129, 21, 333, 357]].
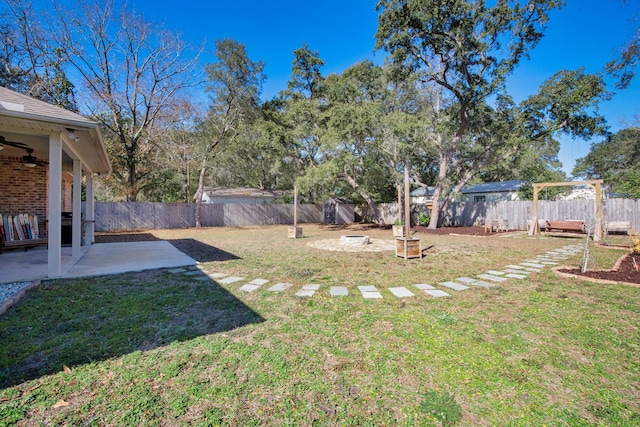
[[529, 179, 604, 241], [0, 87, 111, 277]]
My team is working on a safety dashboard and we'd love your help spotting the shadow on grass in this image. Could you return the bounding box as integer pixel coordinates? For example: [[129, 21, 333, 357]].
[[167, 239, 241, 263], [96, 233, 241, 263], [0, 269, 263, 389]]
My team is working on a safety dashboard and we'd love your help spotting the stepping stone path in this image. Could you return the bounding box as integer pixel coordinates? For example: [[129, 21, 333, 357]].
[[267, 283, 293, 292], [296, 284, 321, 298], [219, 276, 244, 285], [172, 244, 583, 301], [389, 287, 415, 298], [477, 273, 508, 282], [330, 286, 348, 297], [358, 285, 383, 299], [440, 281, 469, 291]]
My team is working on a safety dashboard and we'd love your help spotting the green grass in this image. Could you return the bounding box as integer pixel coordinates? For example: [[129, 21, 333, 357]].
[[1, 225, 639, 426]]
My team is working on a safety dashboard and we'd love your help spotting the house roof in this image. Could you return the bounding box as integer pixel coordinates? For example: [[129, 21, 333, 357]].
[[0, 86, 111, 174], [462, 180, 525, 194], [410, 187, 435, 197], [204, 188, 285, 198]]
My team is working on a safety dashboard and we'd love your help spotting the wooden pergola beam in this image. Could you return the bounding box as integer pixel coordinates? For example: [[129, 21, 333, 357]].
[[530, 180, 604, 241]]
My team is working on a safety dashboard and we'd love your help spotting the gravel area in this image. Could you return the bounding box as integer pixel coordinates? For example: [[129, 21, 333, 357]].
[[0, 281, 34, 307]]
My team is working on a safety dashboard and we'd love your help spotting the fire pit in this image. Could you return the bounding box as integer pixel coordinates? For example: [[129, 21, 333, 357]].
[[340, 235, 370, 245]]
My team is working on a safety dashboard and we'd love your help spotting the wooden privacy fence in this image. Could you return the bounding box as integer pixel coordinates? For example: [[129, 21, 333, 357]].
[[359, 199, 640, 231], [93, 202, 323, 231], [92, 199, 638, 232]]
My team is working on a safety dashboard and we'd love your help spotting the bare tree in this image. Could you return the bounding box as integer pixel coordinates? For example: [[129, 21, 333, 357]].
[[1, 0, 76, 110], [52, 0, 201, 201]]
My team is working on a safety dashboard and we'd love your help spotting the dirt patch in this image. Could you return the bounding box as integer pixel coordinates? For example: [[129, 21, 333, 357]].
[[558, 253, 640, 285]]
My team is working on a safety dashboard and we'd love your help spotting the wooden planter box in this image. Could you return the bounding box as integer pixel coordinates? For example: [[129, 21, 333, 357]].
[[288, 226, 303, 238], [395, 237, 422, 259], [392, 225, 405, 237]]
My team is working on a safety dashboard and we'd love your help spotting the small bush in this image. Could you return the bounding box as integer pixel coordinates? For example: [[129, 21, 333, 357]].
[[631, 232, 640, 254], [418, 212, 430, 226]]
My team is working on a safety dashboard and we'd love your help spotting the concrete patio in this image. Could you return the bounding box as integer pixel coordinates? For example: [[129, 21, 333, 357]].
[[0, 241, 197, 283]]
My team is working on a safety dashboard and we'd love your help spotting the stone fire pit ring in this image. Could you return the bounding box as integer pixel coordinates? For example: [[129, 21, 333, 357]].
[[340, 235, 370, 245]]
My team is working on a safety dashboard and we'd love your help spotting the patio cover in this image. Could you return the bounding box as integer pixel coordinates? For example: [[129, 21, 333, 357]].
[[0, 86, 111, 278]]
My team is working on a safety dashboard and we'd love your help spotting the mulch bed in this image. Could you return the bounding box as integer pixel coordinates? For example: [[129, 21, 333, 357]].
[[558, 253, 640, 285], [412, 226, 497, 236]]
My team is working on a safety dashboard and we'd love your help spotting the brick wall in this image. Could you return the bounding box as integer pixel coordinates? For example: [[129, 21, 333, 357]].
[[63, 180, 72, 212], [0, 155, 49, 236]]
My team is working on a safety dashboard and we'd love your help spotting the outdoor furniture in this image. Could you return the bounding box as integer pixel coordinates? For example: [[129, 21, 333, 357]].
[[0, 236, 48, 254], [545, 220, 585, 233], [484, 218, 508, 233], [483, 217, 493, 233], [605, 220, 632, 235]]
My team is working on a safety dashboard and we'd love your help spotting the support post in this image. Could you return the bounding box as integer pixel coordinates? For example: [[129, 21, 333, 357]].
[[47, 133, 62, 278], [404, 163, 410, 238], [529, 184, 540, 236], [593, 182, 602, 242], [72, 159, 82, 257], [85, 173, 95, 246]]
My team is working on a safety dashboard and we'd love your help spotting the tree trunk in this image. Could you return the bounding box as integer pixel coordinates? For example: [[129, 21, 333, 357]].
[[194, 159, 207, 228], [126, 163, 138, 202], [341, 171, 384, 225], [427, 153, 450, 229]]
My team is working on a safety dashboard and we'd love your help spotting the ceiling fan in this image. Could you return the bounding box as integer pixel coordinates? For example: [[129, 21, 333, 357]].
[[0, 135, 48, 167]]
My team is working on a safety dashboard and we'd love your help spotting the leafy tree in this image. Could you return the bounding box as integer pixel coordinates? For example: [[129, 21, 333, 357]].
[[375, 0, 609, 228], [606, 1, 640, 89], [208, 100, 297, 191], [322, 61, 396, 223], [193, 39, 265, 226], [53, 0, 201, 202], [573, 127, 640, 198], [279, 44, 328, 201]]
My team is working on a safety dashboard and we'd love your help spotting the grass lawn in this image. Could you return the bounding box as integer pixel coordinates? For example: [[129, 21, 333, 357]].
[[1, 224, 639, 426]]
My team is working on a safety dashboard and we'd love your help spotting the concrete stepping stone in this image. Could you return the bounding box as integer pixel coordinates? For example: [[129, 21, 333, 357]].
[[486, 270, 506, 276], [455, 277, 478, 284], [424, 289, 450, 298], [389, 287, 415, 298], [505, 273, 528, 279], [330, 286, 348, 297], [208, 272, 228, 279], [193, 276, 211, 281], [186, 265, 201, 271], [267, 283, 293, 292], [506, 265, 525, 270], [524, 267, 542, 273], [504, 269, 530, 275], [167, 267, 187, 274], [468, 280, 495, 288], [476, 273, 508, 282], [414, 284, 436, 290], [296, 284, 321, 298], [440, 281, 469, 291], [358, 286, 382, 299], [520, 262, 545, 268], [296, 289, 316, 297], [239, 284, 261, 293], [219, 276, 244, 284], [540, 261, 559, 265], [247, 278, 269, 285]]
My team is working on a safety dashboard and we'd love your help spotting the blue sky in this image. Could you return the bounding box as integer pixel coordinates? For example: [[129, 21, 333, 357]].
[[123, 1, 640, 175]]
